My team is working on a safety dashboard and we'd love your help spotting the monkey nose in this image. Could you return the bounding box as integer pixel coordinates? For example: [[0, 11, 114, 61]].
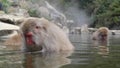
[[26, 32, 33, 37]]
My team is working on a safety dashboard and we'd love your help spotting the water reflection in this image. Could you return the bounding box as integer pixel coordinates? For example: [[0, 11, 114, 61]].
[[23, 51, 73, 68], [92, 40, 109, 56], [69, 33, 93, 65]]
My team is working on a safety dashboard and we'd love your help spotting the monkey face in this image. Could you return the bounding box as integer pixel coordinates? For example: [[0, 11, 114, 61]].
[[98, 29, 108, 40], [98, 33, 107, 40], [21, 18, 47, 51]]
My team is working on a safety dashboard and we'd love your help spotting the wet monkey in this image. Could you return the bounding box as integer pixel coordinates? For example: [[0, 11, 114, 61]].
[[4, 18, 74, 52], [92, 27, 109, 41]]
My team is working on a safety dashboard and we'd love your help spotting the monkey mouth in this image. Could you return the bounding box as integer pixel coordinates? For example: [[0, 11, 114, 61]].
[[25, 32, 35, 45], [26, 37, 35, 45]]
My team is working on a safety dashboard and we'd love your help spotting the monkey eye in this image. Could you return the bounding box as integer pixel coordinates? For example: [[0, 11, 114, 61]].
[[35, 26, 41, 29]]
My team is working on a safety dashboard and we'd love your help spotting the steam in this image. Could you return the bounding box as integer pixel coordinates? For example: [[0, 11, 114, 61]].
[[28, 0, 91, 27], [44, 1, 67, 26], [66, 7, 91, 26], [46, 0, 91, 27], [64, 1, 91, 27]]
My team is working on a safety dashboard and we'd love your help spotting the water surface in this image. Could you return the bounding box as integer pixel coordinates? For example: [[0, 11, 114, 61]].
[[0, 33, 120, 68]]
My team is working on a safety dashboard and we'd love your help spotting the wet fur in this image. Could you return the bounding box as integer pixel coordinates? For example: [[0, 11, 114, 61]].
[[4, 17, 74, 52], [92, 27, 109, 40]]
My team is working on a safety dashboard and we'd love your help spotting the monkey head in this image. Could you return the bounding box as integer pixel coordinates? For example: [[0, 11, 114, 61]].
[[98, 27, 109, 40], [21, 18, 48, 51]]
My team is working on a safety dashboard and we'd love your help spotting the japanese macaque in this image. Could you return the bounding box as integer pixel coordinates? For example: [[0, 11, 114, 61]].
[[92, 27, 109, 41], [4, 33, 22, 51], [4, 17, 74, 52]]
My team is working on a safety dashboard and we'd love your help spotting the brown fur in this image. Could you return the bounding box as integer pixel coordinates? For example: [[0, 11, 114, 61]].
[[92, 27, 109, 41], [4, 34, 22, 51]]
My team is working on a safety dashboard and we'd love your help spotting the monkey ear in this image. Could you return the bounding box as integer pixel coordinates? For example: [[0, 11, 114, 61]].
[[39, 17, 49, 31], [39, 17, 50, 25]]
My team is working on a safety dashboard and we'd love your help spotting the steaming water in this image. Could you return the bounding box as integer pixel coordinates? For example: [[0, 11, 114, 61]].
[[0, 33, 120, 68]]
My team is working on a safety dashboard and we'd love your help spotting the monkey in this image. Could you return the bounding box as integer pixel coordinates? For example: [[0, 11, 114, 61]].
[[4, 17, 74, 52], [92, 27, 109, 41], [4, 33, 22, 51]]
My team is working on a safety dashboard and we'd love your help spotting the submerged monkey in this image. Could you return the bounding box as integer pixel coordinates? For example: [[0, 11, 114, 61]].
[[92, 27, 109, 41]]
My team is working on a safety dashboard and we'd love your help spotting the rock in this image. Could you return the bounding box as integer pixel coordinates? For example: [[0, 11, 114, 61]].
[[0, 21, 20, 31], [0, 14, 26, 24]]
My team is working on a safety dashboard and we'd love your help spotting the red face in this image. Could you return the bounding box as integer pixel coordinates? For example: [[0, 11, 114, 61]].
[[25, 32, 35, 45], [21, 19, 46, 46], [21, 23, 43, 51], [20, 18, 50, 52], [21, 18, 49, 52], [24, 25, 43, 45]]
